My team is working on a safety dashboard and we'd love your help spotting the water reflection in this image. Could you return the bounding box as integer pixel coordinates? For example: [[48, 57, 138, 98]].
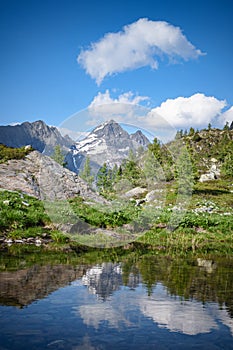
[[0, 264, 87, 307], [81, 262, 141, 299], [0, 248, 233, 349], [77, 262, 233, 336], [139, 286, 231, 335]]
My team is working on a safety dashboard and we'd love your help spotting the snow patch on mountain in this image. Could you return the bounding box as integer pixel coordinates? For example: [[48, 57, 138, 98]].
[[65, 120, 150, 175]]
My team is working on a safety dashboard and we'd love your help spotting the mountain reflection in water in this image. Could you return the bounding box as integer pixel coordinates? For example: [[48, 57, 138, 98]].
[[81, 262, 141, 299], [0, 249, 232, 349]]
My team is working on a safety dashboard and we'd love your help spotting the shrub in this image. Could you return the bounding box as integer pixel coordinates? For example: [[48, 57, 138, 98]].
[[0, 144, 32, 163], [69, 197, 139, 228], [0, 190, 50, 233], [51, 231, 70, 243]]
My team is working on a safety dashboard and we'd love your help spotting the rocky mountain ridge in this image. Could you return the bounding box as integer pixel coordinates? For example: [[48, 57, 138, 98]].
[[66, 120, 150, 174], [0, 120, 73, 155], [183, 128, 232, 178]]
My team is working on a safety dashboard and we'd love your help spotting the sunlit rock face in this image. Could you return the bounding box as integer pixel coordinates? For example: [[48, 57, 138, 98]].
[[65, 120, 150, 174], [0, 150, 105, 203]]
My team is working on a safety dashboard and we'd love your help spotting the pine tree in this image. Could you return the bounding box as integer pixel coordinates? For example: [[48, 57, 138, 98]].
[[223, 121, 230, 130], [97, 163, 112, 192], [51, 145, 65, 166], [121, 158, 143, 187], [128, 149, 135, 162], [189, 127, 195, 136], [175, 148, 195, 195], [148, 137, 162, 163], [79, 157, 94, 186], [111, 164, 119, 184], [143, 150, 165, 185], [175, 130, 182, 140]]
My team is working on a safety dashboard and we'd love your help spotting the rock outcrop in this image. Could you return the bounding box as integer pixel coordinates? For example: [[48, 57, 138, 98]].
[[123, 187, 148, 199], [0, 120, 73, 155], [0, 151, 105, 203], [199, 158, 221, 182]]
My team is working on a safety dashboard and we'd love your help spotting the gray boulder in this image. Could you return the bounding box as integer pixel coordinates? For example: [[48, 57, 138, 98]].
[[0, 151, 105, 203], [145, 190, 160, 202], [199, 158, 221, 182], [123, 187, 148, 199]]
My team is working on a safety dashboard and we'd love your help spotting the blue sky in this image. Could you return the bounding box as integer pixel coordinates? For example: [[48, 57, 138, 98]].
[[0, 0, 233, 135]]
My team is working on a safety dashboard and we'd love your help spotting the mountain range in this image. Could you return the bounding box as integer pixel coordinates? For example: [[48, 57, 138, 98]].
[[0, 120, 150, 175], [65, 120, 150, 174], [0, 120, 73, 155]]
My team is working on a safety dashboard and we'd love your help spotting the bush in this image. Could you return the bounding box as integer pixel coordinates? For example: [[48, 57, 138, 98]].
[[0, 144, 32, 163], [69, 197, 139, 228], [0, 191, 50, 233], [51, 231, 70, 243]]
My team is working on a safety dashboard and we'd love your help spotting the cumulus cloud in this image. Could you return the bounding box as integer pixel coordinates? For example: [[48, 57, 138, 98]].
[[78, 18, 204, 84], [86, 90, 150, 127], [75, 281, 233, 336], [89, 89, 149, 107], [139, 287, 218, 335], [150, 93, 227, 129], [58, 127, 88, 141], [88, 91, 228, 130], [60, 90, 232, 142], [221, 106, 233, 125]]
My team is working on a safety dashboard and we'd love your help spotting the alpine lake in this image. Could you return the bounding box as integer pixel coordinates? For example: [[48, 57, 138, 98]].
[[0, 245, 232, 350]]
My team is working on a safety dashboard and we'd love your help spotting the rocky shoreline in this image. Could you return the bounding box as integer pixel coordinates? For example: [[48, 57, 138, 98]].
[[0, 233, 54, 247]]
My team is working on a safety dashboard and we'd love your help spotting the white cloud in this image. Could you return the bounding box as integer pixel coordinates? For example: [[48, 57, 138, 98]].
[[150, 93, 227, 129], [60, 90, 232, 142], [75, 281, 233, 336], [78, 304, 129, 330], [88, 91, 229, 131], [221, 106, 233, 125], [139, 288, 219, 335], [89, 89, 149, 107], [86, 90, 150, 127], [58, 127, 89, 141], [78, 18, 204, 84]]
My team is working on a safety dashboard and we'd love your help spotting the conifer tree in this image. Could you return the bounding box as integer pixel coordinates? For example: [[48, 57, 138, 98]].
[[97, 163, 112, 192], [148, 137, 162, 163], [121, 157, 143, 187], [79, 157, 94, 186], [223, 121, 230, 130], [143, 150, 164, 185], [189, 127, 195, 136], [175, 148, 195, 195], [51, 145, 65, 166]]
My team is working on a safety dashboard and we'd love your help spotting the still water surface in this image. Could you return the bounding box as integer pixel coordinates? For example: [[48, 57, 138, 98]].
[[0, 248, 232, 349]]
